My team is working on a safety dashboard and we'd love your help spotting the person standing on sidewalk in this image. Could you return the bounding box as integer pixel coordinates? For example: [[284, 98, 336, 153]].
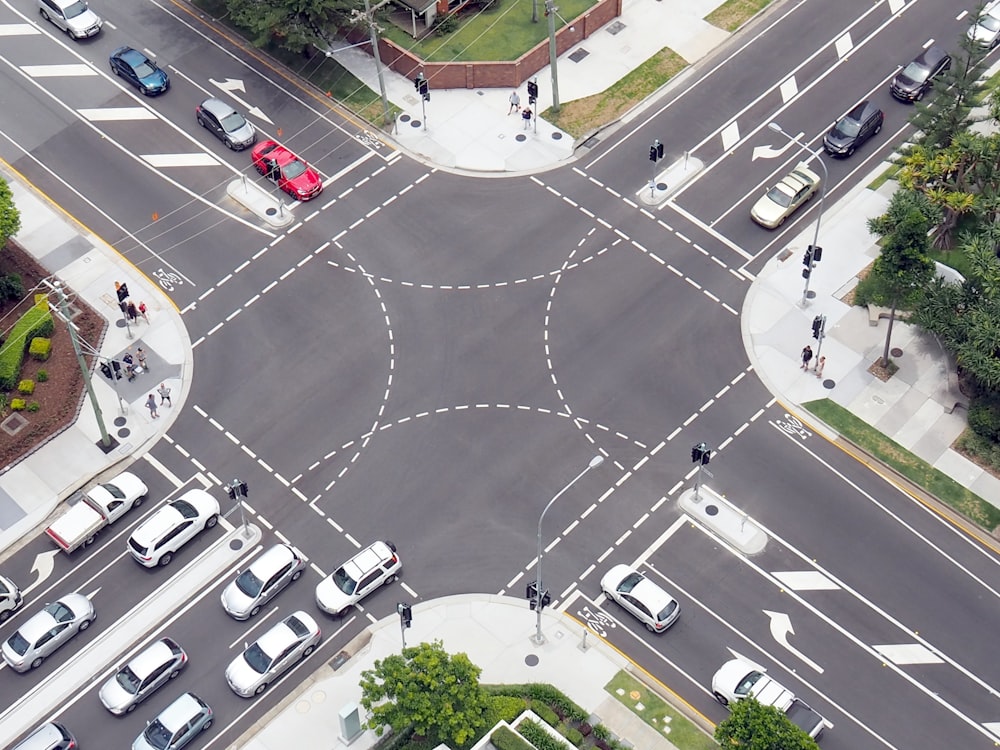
[[508, 90, 520, 115], [158, 382, 172, 406], [145, 394, 159, 419], [138, 301, 149, 324], [815, 356, 826, 378], [522, 106, 532, 129], [800, 345, 813, 370], [136, 347, 148, 372]]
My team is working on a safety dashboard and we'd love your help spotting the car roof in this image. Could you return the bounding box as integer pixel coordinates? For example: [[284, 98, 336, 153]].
[[915, 45, 948, 67], [118, 47, 148, 65], [200, 97, 237, 118], [128, 638, 179, 678], [132, 504, 184, 544], [846, 100, 878, 121], [249, 544, 298, 576], [17, 610, 58, 641], [630, 576, 675, 613], [156, 692, 206, 730], [343, 541, 394, 579]]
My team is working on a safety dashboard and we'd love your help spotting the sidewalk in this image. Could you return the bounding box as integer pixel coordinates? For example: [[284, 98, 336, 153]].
[[237, 595, 686, 750]]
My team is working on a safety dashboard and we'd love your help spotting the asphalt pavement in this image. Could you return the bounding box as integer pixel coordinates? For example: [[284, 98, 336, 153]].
[[2, 0, 1000, 746]]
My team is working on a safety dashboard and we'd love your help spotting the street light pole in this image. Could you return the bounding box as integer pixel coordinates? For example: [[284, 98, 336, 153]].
[[767, 122, 828, 307], [533, 454, 604, 645], [545, 0, 560, 112]]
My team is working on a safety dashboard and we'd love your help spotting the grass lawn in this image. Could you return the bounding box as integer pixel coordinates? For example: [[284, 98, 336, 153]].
[[705, 0, 771, 32], [605, 671, 718, 750], [802, 399, 1000, 531]]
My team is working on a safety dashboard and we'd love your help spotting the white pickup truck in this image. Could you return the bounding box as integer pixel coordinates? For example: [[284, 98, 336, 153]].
[[712, 658, 828, 739], [45, 471, 148, 554]]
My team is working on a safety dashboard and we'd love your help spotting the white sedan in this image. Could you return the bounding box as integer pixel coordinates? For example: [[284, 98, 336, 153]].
[[600, 564, 680, 633], [750, 162, 821, 229], [225, 611, 321, 697], [1, 593, 95, 671]]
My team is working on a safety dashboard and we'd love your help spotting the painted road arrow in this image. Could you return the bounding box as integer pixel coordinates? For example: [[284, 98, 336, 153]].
[[763, 609, 823, 673], [751, 132, 803, 161], [21, 550, 60, 596], [210, 78, 274, 124]]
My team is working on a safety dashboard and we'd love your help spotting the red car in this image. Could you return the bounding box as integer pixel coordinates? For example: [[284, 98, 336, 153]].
[[251, 140, 324, 201]]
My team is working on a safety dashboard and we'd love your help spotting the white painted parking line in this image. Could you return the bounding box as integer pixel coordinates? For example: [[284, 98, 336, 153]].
[[141, 452, 185, 489], [141, 153, 221, 168], [0, 24, 40, 36], [873, 644, 945, 665], [21, 64, 96, 77], [772, 570, 840, 591], [78, 107, 158, 121]]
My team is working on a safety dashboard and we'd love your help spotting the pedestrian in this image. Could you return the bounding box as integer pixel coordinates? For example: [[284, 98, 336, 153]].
[[508, 90, 520, 115], [122, 351, 135, 381], [158, 382, 172, 406], [800, 345, 813, 370], [126, 301, 138, 323], [145, 394, 159, 419], [136, 347, 148, 372], [522, 106, 532, 129], [815, 356, 826, 378], [138, 301, 149, 323]]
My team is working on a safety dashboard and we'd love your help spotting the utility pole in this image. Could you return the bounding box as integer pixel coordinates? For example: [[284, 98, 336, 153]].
[[545, 0, 560, 112], [361, 0, 392, 128], [49, 281, 113, 450]]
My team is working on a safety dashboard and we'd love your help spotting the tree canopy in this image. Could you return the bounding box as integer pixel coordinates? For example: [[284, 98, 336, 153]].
[[359, 640, 490, 747], [0, 178, 20, 246], [224, 0, 355, 52], [714, 696, 819, 750]]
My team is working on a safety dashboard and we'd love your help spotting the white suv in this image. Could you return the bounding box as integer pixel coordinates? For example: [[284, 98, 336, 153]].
[[36, 0, 102, 39], [127, 489, 219, 567], [315, 541, 401, 617]]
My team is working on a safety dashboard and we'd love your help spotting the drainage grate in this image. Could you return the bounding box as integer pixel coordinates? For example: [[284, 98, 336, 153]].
[[568, 48, 590, 63], [606, 20, 626, 35], [1, 413, 28, 436]]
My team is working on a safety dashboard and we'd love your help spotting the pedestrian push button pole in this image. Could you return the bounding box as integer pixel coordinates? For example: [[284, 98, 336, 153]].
[[226, 478, 249, 535], [690, 442, 712, 501], [648, 139, 664, 197], [397, 602, 412, 649], [413, 72, 429, 131]]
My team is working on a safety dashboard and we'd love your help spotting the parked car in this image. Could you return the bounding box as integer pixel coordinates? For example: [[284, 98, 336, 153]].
[[822, 100, 883, 157], [890, 45, 951, 102], [132, 692, 212, 750], [127, 488, 219, 567], [46, 471, 148, 554], [109, 46, 169, 96], [196, 98, 256, 151], [967, 1, 1000, 48], [1, 593, 95, 672], [37, 0, 101, 39], [11, 722, 76, 750], [0, 573, 23, 621], [225, 610, 321, 697], [99, 637, 188, 715], [251, 140, 324, 201], [220, 543, 305, 620], [600, 564, 680, 632], [315, 541, 401, 617], [750, 162, 821, 229]]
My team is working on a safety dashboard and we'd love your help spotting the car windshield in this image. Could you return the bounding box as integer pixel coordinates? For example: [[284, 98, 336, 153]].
[[143, 719, 174, 750], [982, 15, 1000, 32], [115, 665, 141, 694], [834, 117, 861, 137], [221, 112, 246, 132], [132, 60, 156, 78], [43, 601, 74, 622], [616, 572, 643, 593], [332, 566, 358, 595], [242, 643, 273, 674], [172, 499, 198, 519], [765, 186, 793, 208], [735, 670, 764, 696], [283, 160, 307, 179], [64, 1, 88, 18], [235, 569, 264, 597], [7, 631, 29, 656], [901, 62, 930, 83], [100, 482, 126, 500]]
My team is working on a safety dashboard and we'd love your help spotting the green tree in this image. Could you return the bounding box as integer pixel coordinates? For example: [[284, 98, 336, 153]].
[[0, 177, 21, 246], [359, 640, 490, 747], [714, 696, 818, 750], [224, 0, 353, 52], [909, 34, 985, 151]]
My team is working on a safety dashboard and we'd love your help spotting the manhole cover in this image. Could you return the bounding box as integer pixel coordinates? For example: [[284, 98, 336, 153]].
[[330, 651, 350, 671], [525, 654, 539, 666], [705, 505, 719, 516], [399, 114, 411, 122], [656, 182, 668, 191], [229, 537, 246, 551], [113, 416, 127, 427], [606, 20, 626, 35], [265, 207, 277, 216], [822, 378, 835, 389], [551, 132, 563, 140], [516, 134, 527, 142], [891, 348, 903, 357], [568, 49, 590, 63], [1, 413, 28, 436], [410, 120, 422, 128], [116, 319, 128, 329], [117, 427, 131, 438]]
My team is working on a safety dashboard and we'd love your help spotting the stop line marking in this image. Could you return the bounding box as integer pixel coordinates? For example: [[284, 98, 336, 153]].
[[21, 64, 96, 77], [79, 107, 158, 121], [142, 153, 221, 168]]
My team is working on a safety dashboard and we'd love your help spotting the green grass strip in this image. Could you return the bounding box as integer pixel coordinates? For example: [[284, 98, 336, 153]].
[[605, 671, 718, 750]]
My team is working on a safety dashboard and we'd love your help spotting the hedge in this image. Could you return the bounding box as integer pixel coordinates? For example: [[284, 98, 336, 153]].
[[517, 720, 570, 750], [0, 295, 53, 390], [492, 726, 535, 750]]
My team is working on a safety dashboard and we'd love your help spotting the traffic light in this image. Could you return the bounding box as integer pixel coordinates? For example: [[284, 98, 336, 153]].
[[239, 481, 249, 496], [397, 602, 412, 628], [649, 140, 664, 162], [527, 79, 538, 105], [540, 590, 551, 608], [116, 282, 130, 302], [810, 245, 823, 262], [226, 485, 237, 500], [414, 73, 429, 101], [812, 315, 823, 339], [701, 448, 711, 465], [803, 248, 812, 267], [691, 443, 704, 463]]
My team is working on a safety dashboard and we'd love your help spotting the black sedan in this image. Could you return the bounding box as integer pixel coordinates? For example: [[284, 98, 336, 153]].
[[109, 46, 170, 96], [822, 100, 883, 157]]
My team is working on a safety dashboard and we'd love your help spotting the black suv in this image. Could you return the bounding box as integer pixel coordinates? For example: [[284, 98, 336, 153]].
[[823, 100, 884, 157], [890, 45, 951, 102]]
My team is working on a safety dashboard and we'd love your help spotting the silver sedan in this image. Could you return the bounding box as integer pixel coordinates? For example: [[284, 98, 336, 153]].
[[220, 543, 306, 620], [99, 637, 188, 715], [225, 610, 321, 697], [1, 593, 95, 671]]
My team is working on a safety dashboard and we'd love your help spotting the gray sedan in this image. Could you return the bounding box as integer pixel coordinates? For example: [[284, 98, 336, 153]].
[[225, 611, 321, 697], [1, 593, 94, 672], [99, 637, 188, 715], [220, 543, 306, 620]]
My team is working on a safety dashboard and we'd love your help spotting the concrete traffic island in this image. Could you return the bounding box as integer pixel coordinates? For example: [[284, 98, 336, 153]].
[[227, 176, 295, 228], [639, 154, 704, 206], [677, 486, 767, 554]]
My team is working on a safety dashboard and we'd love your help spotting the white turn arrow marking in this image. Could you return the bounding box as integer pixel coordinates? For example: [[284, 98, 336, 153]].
[[209, 78, 273, 124], [751, 131, 805, 161], [763, 610, 824, 673], [21, 550, 60, 595], [85, 587, 101, 601]]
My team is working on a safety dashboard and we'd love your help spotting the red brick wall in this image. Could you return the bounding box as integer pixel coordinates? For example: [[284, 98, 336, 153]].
[[355, 0, 622, 89]]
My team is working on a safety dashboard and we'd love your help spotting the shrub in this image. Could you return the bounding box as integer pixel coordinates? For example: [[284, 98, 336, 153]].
[[561, 727, 583, 747], [10, 398, 25, 411], [579, 723, 593, 738], [0, 273, 23, 301], [27, 401, 39, 412], [968, 394, 1000, 442], [492, 726, 535, 750], [29, 337, 51, 361], [36, 369, 48, 382], [17, 379, 34, 394], [532, 702, 560, 727], [433, 13, 458, 35], [517, 720, 569, 750], [485, 695, 529, 727], [0, 295, 54, 389]]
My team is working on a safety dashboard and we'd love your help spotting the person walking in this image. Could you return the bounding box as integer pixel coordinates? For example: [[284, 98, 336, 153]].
[[521, 106, 532, 130], [138, 301, 149, 323], [123, 351, 136, 381], [145, 394, 159, 419], [800, 345, 813, 370], [815, 356, 826, 378], [126, 301, 138, 323], [136, 347, 148, 372], [158, 382, 172, 406], [508, 90, 520, 115]]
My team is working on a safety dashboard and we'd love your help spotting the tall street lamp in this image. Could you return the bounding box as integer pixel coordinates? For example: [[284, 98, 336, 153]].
[[533, 454, 604, 645], [767, 122, 828, 307]]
